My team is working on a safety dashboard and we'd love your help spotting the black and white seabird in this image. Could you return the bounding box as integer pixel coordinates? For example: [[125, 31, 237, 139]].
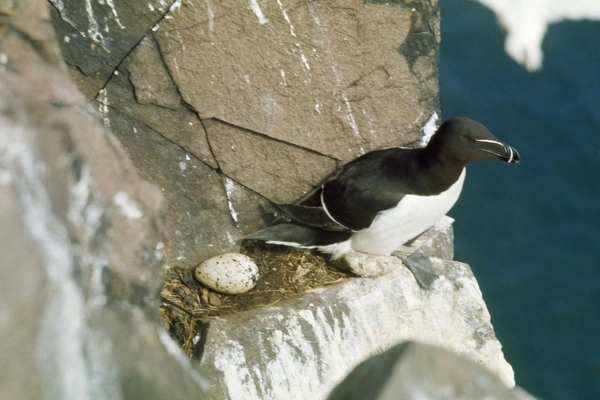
[[245, 117, 520, 289]]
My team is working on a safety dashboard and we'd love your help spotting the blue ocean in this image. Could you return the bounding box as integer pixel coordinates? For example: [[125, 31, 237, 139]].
[[440, 1, 600, 399]]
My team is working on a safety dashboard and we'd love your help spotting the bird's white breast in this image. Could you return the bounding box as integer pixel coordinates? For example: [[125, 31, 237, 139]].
[[349, 168, 466, 256]]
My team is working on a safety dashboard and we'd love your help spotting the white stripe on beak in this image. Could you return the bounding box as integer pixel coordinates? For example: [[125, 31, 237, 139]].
[[475, 139, 504, 146]]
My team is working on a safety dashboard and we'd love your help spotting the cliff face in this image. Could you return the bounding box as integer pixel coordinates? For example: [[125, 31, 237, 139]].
[[1, 0, 534, 399], [50, 0, 442, 267]]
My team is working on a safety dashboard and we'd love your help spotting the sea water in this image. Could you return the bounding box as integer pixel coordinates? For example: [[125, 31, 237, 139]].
[[440, 1, 600, 399]]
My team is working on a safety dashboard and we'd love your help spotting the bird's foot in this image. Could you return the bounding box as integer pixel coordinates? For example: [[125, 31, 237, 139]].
[[391, 251, 438, 290]]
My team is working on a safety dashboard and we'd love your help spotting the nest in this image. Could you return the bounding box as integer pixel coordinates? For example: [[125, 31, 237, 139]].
[[158, 242, 352, 357]]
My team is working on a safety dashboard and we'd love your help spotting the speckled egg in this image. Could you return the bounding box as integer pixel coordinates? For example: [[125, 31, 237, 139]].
[[194, 253, 259, 294]]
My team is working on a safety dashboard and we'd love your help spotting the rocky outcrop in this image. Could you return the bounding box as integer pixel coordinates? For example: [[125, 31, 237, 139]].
[[196, 222, 516, 399], [0, 2, 205, 399], [328, 341, 536, 400]]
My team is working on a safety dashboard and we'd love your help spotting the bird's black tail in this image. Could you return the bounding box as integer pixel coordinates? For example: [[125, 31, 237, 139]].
[[243, 223, 352, 247]]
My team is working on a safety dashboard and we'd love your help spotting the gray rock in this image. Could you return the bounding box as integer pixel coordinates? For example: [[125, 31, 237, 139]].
[[327, 341, 537, 400], [48, 0, 173, 99], [204, 117, 338, 203], [0, 2, 206, 399], [128, 36, 181, 109], [397, 215, 456, 260], [197, 258, 515, 399]]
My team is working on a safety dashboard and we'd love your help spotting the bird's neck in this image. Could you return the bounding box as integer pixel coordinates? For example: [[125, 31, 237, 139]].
[[416, 149, 466, 192]]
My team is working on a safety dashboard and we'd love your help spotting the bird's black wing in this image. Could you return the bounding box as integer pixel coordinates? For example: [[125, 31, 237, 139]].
[[321, 148, 420, 231], [269, 202, 351, 232]]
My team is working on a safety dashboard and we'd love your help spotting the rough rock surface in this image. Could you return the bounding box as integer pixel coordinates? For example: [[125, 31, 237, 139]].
[[327, 341, 536, 400], [0, 2, 205, 399], [51, 0, 442, 267], [48, 0, 176, 100], [197, 251, 516, 399]]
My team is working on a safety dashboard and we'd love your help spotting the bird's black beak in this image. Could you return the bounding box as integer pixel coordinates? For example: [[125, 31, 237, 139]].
[[474, 139, 521, 164]]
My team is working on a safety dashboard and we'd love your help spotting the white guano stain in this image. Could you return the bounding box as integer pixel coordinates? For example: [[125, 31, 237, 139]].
[[226, 231, 236, 246], [279, 69, 287, 85], [277, 0, 296, 37], [212, 306, 355, 399], [224, 177, 239, 224], [300, 53, 311, 71], [169, 0, 182, 12], [105, 0, 125, 29], [85, 0, 104, 44], [205, 0, 215, 33], [113, 192, 143, 220], [97, 88, 111, 130], [277, 0, 312, 76], [214, 340, 260, 399], [249, 0, 269, 25], [342, 94, 362, 154], [309, 4, 364, 154], [50, 0, 65, 11]]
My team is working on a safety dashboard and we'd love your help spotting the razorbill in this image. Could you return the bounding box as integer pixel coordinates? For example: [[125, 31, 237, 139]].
[[244, 117, 520, 289]]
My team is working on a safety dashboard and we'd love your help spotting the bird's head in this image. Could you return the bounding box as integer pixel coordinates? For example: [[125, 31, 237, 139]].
[[428, 117, 520, 164]]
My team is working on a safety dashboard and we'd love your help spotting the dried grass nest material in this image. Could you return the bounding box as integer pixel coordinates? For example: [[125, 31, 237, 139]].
[[159, 243, 352, 357]]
